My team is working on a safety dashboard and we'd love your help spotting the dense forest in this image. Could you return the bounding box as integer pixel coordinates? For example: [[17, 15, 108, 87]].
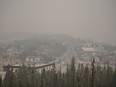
[[0, 58, 116, 87]]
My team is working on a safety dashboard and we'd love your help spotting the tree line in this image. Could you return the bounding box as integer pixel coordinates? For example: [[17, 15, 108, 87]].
[[0, 58, 116, 87]]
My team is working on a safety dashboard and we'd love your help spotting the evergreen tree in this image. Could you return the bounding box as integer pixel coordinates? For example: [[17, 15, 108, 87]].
[[3, 69, 17, 87], [16, 65, 31, 87], [0, 75, 2, 87], [106, 65, 113, 87], [90, 58, 96, 87], [110, 68, 116, 87], [69, 57, 76, 87], [83, 65, 90, 87], [2, 58, 116, 87], [95, 65, 102, 87]]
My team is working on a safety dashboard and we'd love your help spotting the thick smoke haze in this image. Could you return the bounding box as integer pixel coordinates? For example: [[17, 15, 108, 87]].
[[0, 0, 116, 44]]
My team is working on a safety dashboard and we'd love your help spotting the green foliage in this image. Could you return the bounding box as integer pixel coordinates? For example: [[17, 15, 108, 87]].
[[1, 58, 116, 87], [0, 75, 2, 87], [90, 58, 96, 87], [3, 69, 17, 87], [110, 68, 116, 87]]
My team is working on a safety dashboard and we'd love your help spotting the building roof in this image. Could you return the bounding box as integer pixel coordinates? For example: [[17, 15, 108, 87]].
[[82, 47, 95, 52]]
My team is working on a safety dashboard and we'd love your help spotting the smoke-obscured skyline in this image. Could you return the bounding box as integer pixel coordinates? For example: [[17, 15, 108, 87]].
[[0, 0, 116, 44]]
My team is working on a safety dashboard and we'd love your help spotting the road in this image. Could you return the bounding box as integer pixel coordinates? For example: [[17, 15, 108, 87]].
[[53, 43, 81, 72]]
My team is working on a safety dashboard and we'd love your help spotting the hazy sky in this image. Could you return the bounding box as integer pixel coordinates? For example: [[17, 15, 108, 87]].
[[0, 0, 116, 44]]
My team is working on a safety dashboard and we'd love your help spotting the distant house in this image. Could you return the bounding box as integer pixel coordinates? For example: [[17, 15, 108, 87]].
[[100, 56, 115, 64], [81, 46, 107, 56], [35, 57, 41, 62], [82, 47, 95, 52], [26, 56, 41, 62], [26, 56, 34, 62]]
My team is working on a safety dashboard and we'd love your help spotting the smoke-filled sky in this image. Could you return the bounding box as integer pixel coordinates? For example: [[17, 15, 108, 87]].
[[0, 0, 116, 44]]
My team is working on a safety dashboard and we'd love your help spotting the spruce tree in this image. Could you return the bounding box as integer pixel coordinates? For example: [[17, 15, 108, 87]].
[[0, 75, 2, 87], [83, 65, 90, 87], [70, 57, 76, 87], [90, 58, 96, 87], [110, 68, 116, 87], [106, 65, 113, 87], [3, 69, 17, 87]]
